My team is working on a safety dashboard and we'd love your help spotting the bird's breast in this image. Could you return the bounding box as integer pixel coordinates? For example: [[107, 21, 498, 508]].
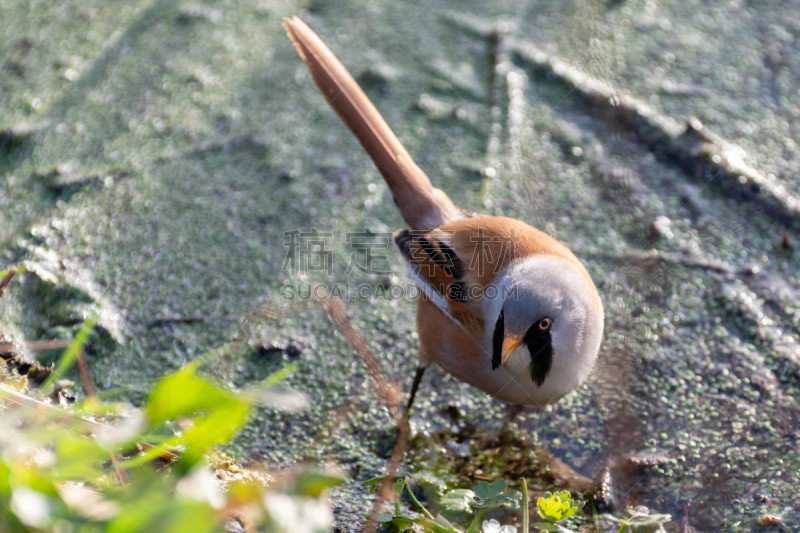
[[415, 298, 559, 405]]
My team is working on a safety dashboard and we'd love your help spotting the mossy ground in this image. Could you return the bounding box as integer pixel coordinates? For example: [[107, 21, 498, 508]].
[[2, 1, 799, 531]]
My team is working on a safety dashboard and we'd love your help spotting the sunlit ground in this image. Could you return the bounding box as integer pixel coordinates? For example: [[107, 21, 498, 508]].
[[1, 1, 799, 531]]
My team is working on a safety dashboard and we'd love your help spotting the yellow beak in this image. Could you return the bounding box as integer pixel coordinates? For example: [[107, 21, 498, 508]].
[[501, 336, 523, 365]]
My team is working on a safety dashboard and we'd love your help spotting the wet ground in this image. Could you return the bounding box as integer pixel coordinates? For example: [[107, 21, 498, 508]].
[[2, 1, 799, 531]]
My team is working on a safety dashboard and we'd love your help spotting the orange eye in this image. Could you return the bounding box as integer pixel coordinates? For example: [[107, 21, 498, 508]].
[[538, 317, 552, 331]]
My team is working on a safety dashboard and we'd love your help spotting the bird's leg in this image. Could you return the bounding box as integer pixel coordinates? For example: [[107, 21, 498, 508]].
[[507, 403, 527, 423], [497, 403, 528, 442], [384, 366, 426, 476], [405, 366, 427, 413]]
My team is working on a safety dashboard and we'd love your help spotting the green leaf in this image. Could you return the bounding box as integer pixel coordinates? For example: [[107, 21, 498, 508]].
[[439, 487, 476, 524], [390, 516, 415, 530], [107, 488, 218, 533], [123, 364, 253, 469], [362, 475, 399, 494], [263, 362, 298, 387], [144, 362, 245, 426], [51, 434, 109, 480], [489, 490, 521, 507], [402, 480, 436, 521], [470, 479, 520, 511], [0, 265, 27, 278], [439, 488, 476, 514], [536, 491, 580, 523], [416, 515, 462, 533], [362, 476, 384, 491], [474, 479, 507, 500], [292, 471, 346, 497]]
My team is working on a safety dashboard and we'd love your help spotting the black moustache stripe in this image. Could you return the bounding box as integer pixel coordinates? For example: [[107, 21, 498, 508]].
[[491, 310, 504, 370], [523, 323, 553, 387]]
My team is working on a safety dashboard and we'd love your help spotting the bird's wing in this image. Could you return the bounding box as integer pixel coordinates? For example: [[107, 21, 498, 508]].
[[283, 17, 463, 231], [393, 228, 472, 324], [394, 215, 587, 322]]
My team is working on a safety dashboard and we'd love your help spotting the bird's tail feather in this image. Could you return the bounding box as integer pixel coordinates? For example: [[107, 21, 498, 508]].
[[283, 17, 462, 231]]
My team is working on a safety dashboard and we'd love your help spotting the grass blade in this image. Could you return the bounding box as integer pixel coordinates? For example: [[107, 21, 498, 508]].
[[521, 478, 530, 533], [42, 311, 98, 394]]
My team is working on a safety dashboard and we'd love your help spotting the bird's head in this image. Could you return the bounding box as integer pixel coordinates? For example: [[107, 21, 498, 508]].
[[483, 255, 604, 405]]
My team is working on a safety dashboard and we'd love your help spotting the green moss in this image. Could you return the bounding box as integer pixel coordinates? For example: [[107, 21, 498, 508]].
[[2, 0, 800, 530]]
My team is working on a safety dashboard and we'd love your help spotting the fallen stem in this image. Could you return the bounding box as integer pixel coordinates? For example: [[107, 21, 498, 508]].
[[404, 481, 436, 521], [465, 508, 486, 533], [317, 291, 407, 533], [0, 339, 74, 354], [513, 42, 800, 230], [0, 386, 110, 434], [0, 267, 19, 299], [75, 350, 97, 399]]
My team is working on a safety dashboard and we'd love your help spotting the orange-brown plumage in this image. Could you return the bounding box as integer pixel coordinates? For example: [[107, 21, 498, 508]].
[[283, 16, 461, 231], [284, 17, 604, 407]]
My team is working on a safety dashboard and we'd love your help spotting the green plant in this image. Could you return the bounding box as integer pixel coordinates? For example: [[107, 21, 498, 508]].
[[467, 480, 522, 533], [0, 317, 341, 532], [365, 476, 522, 533], [532, 490, 580, 532], [0, 305, 673, 532]]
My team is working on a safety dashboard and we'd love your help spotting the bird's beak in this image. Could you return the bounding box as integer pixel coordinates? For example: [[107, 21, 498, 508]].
[[501, 336, 523, 365]]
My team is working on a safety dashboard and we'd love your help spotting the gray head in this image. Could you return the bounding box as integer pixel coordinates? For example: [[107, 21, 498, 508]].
[[482, 255, 604, 405]]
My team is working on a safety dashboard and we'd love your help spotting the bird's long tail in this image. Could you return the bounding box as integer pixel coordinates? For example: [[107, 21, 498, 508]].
[[283, 17, 462, 231]]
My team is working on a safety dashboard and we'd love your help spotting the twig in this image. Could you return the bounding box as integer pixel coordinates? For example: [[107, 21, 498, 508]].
[[369, 414, 411, 529], [75, 350, 97, 399], [319, 296, 401, 408], [680, 498, 692, 533], [0, 386, 110, 433], [317, 291, 408, 533], [0, 267, 18, 299], [148, 316, 207, 326], [513, 43, 800, 230], [0, 339, 73, 354], [583, 250, 735, 275]]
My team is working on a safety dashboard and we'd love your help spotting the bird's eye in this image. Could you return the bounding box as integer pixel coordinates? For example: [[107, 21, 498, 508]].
[[538, 317, 552, 331]]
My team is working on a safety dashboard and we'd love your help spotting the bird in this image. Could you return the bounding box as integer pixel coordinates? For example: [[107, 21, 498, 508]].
[[283, 17, 604, 411]]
